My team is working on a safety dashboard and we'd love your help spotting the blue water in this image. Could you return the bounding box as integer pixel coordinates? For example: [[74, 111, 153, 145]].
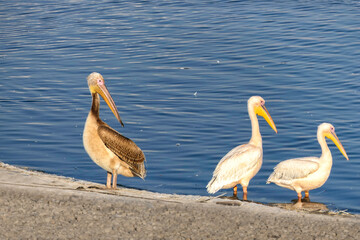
[[1, 0, 360, 214]]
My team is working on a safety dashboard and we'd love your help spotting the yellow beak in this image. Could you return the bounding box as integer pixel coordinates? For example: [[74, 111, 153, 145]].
[[325, 131, 349, 160], [255, 105, 277, 133], [92, 84, 124, 127]]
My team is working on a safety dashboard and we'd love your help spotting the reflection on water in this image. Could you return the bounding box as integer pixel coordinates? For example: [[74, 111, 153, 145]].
[[1, 1, 360, 214]]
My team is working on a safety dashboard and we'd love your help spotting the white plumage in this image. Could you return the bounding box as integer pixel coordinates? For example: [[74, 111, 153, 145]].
[[267, 123, 349, 202], [207, 144, 262, 194], [268, 157, 319, 184], [207, 96, 277, 200]]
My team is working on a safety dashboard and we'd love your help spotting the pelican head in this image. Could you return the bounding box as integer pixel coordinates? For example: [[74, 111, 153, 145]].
[[248, 96, 277, 133], [319, 123, 349, 160], [87, 72, 124, 127]]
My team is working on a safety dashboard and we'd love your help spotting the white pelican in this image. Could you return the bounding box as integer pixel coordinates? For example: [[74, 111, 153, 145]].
[[207, 96, 277, 200], [267, 123, 349, 202], [83, 72, 146, 189]]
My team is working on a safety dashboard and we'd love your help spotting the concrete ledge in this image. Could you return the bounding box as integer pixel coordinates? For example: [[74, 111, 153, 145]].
[[0, 162, 359, 239]]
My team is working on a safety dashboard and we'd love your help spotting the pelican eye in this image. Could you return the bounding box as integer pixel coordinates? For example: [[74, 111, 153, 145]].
[[97, 78, 104, 85]]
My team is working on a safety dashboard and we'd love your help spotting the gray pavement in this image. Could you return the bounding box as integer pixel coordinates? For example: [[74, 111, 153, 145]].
[[0, 162, 359, 239]]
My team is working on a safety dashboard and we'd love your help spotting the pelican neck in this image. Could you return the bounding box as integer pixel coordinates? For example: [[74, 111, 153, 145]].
[[248, 105, 262, 147], [318, 130, 332, 163], [90, 92, 100, 117]]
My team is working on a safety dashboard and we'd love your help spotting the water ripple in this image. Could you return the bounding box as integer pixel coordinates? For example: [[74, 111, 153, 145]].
[[1, 0, 360, 213]]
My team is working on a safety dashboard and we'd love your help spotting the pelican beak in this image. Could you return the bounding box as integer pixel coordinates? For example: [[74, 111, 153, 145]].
[[326, 131, 349, 160], [255, 104, 277, 133], [93, 84, 124, 127]]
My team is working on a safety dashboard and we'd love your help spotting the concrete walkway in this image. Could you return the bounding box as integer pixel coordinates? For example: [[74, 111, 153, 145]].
[[0, 162, 359, 239]]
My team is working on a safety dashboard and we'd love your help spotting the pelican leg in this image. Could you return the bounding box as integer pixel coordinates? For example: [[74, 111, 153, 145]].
[[297, 192, 302, 202], [303, 191, 311, 202], [106, 172, 112, 188], [242, 186, 248, 201], [233, 185, 238, 197], [304, 191, 309, 198], [112, 169, 118, 189]]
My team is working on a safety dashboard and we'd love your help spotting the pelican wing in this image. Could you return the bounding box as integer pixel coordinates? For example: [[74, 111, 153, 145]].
[[267, 157, 319, 183], [98, 125, 146, 164], [207, 144, 262, 193]]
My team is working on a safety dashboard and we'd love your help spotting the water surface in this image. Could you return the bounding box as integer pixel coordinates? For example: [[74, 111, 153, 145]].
[[1, 0, 360, 214]]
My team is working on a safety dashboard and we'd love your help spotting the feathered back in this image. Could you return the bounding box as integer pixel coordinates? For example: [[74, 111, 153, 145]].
[[98, 125, 146, 178], [267, 157, 319, 184]]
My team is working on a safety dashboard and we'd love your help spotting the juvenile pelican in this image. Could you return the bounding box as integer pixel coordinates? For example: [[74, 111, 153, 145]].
[[207, 96, 277, 200], [83, 72, 146, 189], [267, 123, 349, 202]]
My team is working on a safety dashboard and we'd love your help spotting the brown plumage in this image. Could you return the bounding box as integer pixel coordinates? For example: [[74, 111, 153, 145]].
[[98, 125, 146, 177], [83, 72, 146, 189]]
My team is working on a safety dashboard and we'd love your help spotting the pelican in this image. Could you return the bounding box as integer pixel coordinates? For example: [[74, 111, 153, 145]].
[[267, 123, 349, 202], [83, 72, 146, 189], [207, 96, 277, 200]]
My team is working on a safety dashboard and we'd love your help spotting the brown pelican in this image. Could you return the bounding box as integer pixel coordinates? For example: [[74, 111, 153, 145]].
[[207, 96, 277, 200], [83, 72, 146, 189], [267, 123, 349, 202]]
